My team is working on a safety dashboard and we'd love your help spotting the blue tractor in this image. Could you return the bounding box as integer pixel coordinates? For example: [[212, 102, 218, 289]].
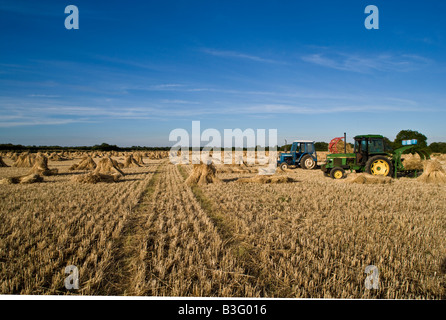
[[278, 140, 318, 170]]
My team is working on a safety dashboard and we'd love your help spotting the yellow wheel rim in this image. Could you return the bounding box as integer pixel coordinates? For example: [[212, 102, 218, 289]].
[[370, 159, 390, 175], [333, 170, 343, 179]]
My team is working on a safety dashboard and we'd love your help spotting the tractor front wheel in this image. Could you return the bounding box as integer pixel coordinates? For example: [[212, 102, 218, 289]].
[[365, 155, 393, 177], [300, 155, 316, 170], [330, 167, 346, 179], [280, 162, 288, 170]]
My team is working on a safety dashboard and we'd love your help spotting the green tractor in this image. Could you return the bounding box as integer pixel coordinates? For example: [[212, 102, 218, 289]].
[[321, 134, 430, 179]]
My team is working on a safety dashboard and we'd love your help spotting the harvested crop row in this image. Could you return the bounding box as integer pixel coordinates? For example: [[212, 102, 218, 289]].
[[200, 171, 446, 298], [127, 163, 260, 297], [0, 163, 158, 294]]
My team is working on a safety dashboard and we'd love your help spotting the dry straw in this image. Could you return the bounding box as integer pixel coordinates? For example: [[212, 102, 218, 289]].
[[335, 141, 354, 153], [114, 158, 125, 169], [417, 160, 446, 184], [0, 174, 43, 185], [403, 158, 424, 171], [94, 157, 125, 176], [134, 152, 145, 165], [276, 166, 292, 174], [69, 155, 97, 171], [237, 175, 295, 184], [9, 153, 18, 161], [13, 152, 36, 167], [48, 152, 69, 161], [402, 154, 424, 171], [217, 164, 258, 173], [0, 156, 9, 167], [185, 162, 221, 185], [124, 154, 141, 168], [344, 173, 392, 184], [72, 156, 124, 184], [27, 153, 58, 176], [72, 172, 120, 184]]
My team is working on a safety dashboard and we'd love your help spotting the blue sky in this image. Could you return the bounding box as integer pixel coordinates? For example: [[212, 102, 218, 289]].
[[0, 0, 445, 147]]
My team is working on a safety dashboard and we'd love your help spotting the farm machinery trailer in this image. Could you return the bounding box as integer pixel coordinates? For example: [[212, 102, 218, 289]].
[[321, 134, 430, 179]]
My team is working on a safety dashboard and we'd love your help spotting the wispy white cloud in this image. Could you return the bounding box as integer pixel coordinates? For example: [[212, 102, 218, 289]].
[[159, 99, 200, 104], [226, 103, 433, 115], [28, 94, 60, 98], [0, 118, 83, 128], [147, 84, 186, 90], [0, 100, 436, 127], [202, 48, 281, 64], [302, 52, 433, 73], [0, 76, 441, 128], [143, 84, 421, 104], [93, 55, 166, 71], [0, 97, 434, 128]]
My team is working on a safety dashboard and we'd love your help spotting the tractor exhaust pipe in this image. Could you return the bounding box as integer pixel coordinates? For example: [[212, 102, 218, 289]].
[[344, 132, 347, 153]]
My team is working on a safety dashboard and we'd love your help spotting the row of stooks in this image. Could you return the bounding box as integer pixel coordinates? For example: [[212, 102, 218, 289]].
[[1, 150, 168, 161], [0, 152, 154, 184], [0, 152, 282, 186], [2, 152, 444, 185]]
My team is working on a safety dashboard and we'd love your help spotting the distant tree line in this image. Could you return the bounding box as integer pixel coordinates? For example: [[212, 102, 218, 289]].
[[0, 142, 278, 152], [0, 142, 171, 152], [428, 142, 446, 153], [1, 131, 445, 153]]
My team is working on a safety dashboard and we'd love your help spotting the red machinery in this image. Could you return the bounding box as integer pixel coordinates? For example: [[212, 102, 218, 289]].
[[328, 133, 348, 154]]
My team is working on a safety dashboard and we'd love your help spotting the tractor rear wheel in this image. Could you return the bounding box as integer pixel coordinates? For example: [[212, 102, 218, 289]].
[[300, 155, 316, 170], [330, 167, 346, 179], [365, 155, 393, 177]]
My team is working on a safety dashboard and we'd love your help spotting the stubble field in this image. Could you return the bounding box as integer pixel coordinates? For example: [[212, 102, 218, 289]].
[[0, 153, 445, 298]]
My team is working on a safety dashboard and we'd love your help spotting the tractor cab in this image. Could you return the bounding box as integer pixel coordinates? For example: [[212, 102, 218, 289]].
[[353, 135, 387, 165], [278, 140, 318, 170]]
